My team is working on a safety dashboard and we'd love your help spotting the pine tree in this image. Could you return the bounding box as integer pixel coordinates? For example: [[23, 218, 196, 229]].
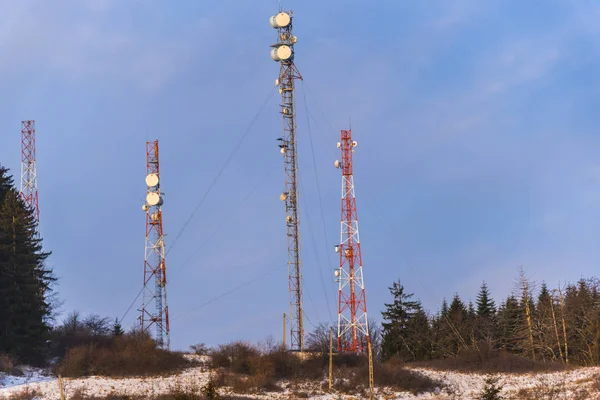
[[380, 280, 424, 361], [534, 282, 557, 361], [0, 166, 56, 365], [475, 282, 497, 346], [468, 301, 476, 319], [497, 295, 523, 353], [448, 294, 468, 326], [476, 282, 496, 318], [112, 318, 124, 337], [440, 299, 449, 318]]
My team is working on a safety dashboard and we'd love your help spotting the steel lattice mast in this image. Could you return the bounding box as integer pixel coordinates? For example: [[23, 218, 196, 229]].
[[270, 9, 304, 352], [139, 140, 170, 349], [334, 130, 369, 353], [20, 120, 40, 237]]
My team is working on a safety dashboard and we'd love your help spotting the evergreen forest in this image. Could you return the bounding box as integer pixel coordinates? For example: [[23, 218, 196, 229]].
[[378, 273, 600, 366]]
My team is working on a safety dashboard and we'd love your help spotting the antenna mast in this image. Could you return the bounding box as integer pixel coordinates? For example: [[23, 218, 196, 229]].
[[270, 9, 304, 352], [334, 129, 370, 353], [20, 120, 40, 237], [140, 140, 170, 349]]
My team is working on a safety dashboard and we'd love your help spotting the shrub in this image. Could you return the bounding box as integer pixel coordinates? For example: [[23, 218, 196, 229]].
[[57, 331, 190, 377], [376, 361, 444, 394], [331, 356, 442, 395], [6, 388, 41, 400], [210, 342, 321, 392], [211, 340, 442, 395], [478, 375, 504, 400], [190, 343, 209, 356], [210, 342, 260, 375], [0, 354, 15, 374], [412, 348, 568, 374], [200, 381, 220, 400]]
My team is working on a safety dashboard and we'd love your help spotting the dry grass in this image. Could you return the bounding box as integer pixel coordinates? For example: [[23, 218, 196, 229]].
[[60, 387, 256, 400], [331, 357, 443, 395], [5, 387, 41, 400], [412, 348, 569, 374], [210, 341, 442, 395], [512, 375, 590, 399], [0, 353, 23, 376], [57, 332, 191, 378]]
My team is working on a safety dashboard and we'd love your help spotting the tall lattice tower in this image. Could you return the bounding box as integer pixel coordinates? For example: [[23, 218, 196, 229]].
[[139, 140, 170, 349], [334, 129, 370, 353], [270, 9, 304, 352], [20, 120, 40, 237]]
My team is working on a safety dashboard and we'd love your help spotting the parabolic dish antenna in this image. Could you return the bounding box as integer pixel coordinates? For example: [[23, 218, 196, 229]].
[[145, 173, 159, 187], [146, 192, 161, 206], [271, 45, 292, 62], [269, 12, 291, 28]]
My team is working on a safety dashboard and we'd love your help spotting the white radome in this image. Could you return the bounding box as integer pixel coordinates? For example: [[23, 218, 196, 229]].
[[271, 45, 292, 62], [145, 173, 159, 187], [142, 204, 149, 212], [269, 12, 291, 28], [146, 192, 161, 206]]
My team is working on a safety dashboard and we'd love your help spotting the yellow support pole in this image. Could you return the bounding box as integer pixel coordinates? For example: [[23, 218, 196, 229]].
[[329, 327, 333, 391], [283, 313, 286, 348], [58, 374, 66, 400], [368, 338, 374, 400]]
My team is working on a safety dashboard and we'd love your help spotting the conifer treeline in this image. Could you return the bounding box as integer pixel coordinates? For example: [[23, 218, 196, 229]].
[[0, 166, 55, 365], [380, 270, 600, 366]]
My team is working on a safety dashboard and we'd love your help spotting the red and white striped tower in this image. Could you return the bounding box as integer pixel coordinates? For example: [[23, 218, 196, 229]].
[[140, 140, 170, 349], [20, 120, 40, 237], [334, 129, 369, 353]]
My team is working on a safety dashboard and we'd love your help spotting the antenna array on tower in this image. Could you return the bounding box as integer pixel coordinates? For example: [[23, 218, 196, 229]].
[[334, 130, 370, 353], [140, 140, 170, 349], [270, 9, 305, 352]]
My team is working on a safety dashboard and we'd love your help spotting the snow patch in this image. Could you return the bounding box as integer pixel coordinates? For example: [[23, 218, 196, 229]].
[[1, 357, 600, 399]]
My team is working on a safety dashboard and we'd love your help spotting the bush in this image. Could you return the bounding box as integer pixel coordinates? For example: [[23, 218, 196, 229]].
[[210, 342, 261, 375], [210, 342, 323, 392], [6, 388, 41, 400], [57, 331, 190, 377], [376, 361, 444, 394], [478, 375, 504, 400], [412, 348, 568, 373], [190, 343, 209, 356], [331, 355, 442, 395], [211, 341, 442, 395], [0, 353, 21, 375]]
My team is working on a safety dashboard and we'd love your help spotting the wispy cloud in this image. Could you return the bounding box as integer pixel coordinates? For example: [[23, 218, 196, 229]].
[[0, 1, 214, 91]]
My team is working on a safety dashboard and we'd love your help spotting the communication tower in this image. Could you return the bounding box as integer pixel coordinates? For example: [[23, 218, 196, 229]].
[[333, 130, 370, 353], [139, 140, 170, 349], [20, 120, 40, 237], [270, 9, 304, 352]]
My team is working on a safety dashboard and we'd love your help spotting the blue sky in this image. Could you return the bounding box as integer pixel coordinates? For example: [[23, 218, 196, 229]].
[[1, 0, 600, 350]]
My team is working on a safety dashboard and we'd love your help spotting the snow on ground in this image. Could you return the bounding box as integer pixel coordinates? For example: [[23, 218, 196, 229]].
[[0, 366, 54, 390], [1, 356, 600, 399]]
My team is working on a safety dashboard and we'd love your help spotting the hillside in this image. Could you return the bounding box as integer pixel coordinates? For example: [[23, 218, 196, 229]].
[[1, 354, 599, 399]]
